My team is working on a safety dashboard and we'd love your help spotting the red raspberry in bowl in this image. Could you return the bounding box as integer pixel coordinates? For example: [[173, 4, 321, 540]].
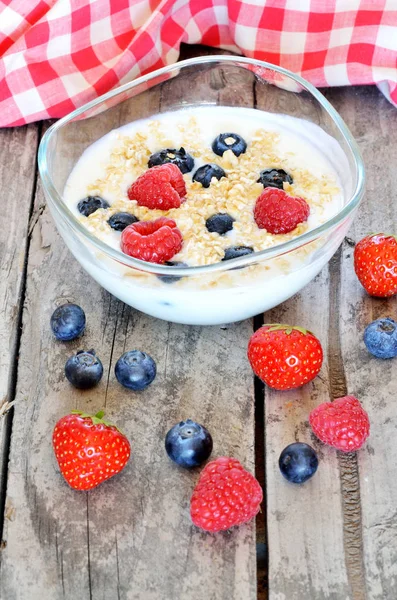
[[190, 456, 263, 532], [121, 217, 183, 264], [254, 188, 310, 234], [127, 163, 186, 210], [309, 395, 370, 452]]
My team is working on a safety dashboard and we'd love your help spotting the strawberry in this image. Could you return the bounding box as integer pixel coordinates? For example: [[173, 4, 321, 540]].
[[254, 188, 310, 234], [53, 410, 131, 490], [354, 233, 397, 297], [190, 457, 263, 532], [247, 324, 323, 390], [121, 217, 183, 264], [127, 163, 186, 210], [309, 396, 370, 452]]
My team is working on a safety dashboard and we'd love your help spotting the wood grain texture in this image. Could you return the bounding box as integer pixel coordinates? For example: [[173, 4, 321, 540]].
[[326, 86, 397, 600], [263, 267, 351, 600], [328, 249, 366, 600], [0, 125, 39, 506], [0, 184, 257, 600], [0, 60, 258, 600], [254, 78, 351, 600], [263, 84, 397, 600]]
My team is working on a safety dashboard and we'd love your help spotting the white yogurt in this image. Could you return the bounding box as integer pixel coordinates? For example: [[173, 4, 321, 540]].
[[62, 106, 350, 324]]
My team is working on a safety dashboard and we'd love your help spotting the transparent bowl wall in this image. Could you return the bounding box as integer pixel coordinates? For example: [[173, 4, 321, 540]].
[[39, 57, 364, 326]]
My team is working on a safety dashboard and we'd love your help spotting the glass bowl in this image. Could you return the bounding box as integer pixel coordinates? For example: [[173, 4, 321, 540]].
[[38, 56, 365, 326]]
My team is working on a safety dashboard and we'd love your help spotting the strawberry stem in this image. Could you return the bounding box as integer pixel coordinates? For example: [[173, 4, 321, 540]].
[[262, 323, 314, 336], [368, 233, 397, 242], [70, 409, 123, 434]]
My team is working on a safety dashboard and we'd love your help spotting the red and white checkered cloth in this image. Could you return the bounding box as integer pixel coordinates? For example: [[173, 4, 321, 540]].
[[1, 0, 396, 127]]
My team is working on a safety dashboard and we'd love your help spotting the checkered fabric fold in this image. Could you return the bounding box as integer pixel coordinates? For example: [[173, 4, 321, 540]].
[[1, 0, 396, 127]]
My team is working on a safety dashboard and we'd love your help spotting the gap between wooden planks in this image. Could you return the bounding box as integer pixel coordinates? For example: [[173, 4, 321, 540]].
[[0, 54, 259, 600], [325, 87, 397, 600], [261, 86, 397, 600], [0, 124, 41, 520]]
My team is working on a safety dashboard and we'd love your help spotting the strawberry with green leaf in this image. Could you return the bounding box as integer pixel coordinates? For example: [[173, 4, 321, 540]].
[[247, 324, 323, 390], [354, 233, 397, 297], [53, 410, 131, 490]]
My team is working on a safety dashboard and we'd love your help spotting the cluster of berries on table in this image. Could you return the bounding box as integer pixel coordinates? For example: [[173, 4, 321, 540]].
[[247, 231, 397, 483], [354, 234, 397, 359], [49, 230, 396, 531], [247, 323, 370, 480], [77, 132, 310, 269], [51, 304, 157, 391], [50, 302, 262, 532]]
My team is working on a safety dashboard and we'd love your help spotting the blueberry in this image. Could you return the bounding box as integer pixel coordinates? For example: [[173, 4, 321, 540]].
[[115, 350, 156, 391], [108, 212, 139, 231], [205, 213, 235, 235], [50, 303, 86, 341], [65, 350, 103, 389], [257, 168, 293, 189], [192, 163, 226, 188], [212, 133, 247, 157], [77, 196, 110, 217], [222, 246, 254, 261], [279, 443, 318, 484], [165, 419, 213, 468], [148, 147, 194, 174], [364, 317, 397, 359], [157, 261, 188, 284]]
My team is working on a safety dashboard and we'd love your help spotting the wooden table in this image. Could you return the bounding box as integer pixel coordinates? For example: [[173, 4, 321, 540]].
[[0, 45, 396, 600]]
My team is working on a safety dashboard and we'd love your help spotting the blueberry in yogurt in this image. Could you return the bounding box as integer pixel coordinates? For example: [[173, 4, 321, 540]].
[[222, 246, 254, 261], [148, 147, 194, 174], [77, 196, 110, 217], [257, 168, 293, 189], [205, 213, 235, 235], [108, 212, 139, 232], [157, 261, 188, 284], [192, 164, 226, 188], [212, 133, 247, 157]]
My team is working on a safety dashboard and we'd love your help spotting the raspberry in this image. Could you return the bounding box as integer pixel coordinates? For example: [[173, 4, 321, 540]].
[[121, 217, 183, 264], [190, 457, 263, 532], [254, 188, 310, 234], [127, 163, 186, 210], [309, 396, 370, 452]]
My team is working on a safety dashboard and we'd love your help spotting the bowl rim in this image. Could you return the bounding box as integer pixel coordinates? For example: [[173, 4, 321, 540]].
[[38, 54, 365, 276]]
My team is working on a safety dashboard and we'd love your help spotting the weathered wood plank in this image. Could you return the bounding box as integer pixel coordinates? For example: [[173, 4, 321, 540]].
[[262, 266, 352, 600], [263, 83, 397, 600], [0, 125, 39, 510], [255, 80, 356, 600], [0, 188, 257, 600], [330, 86, 397, 600], [328, 249, 367, 600], [0, 58, 258, 599]]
